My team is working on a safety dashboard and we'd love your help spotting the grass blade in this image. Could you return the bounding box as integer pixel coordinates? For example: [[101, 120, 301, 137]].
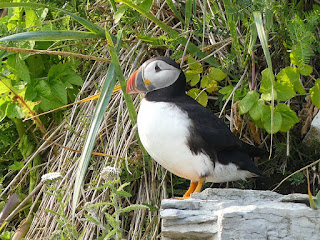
[[253, 12, 272, 70], [185, 0, 192, 29], [72, 37, 121, 220], [118, 0, 217, 66], [165, 0, 184, 24], [0, 31, 101, 42]]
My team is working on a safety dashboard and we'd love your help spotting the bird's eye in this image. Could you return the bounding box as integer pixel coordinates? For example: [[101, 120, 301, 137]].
[[155, 64, 161, 72]]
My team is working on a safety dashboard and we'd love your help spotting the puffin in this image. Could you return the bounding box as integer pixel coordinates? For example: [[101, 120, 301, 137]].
[[126, 56, 263, 199]]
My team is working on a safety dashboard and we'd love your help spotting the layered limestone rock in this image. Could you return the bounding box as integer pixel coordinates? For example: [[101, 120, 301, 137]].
[[161, 188, 320, 240]]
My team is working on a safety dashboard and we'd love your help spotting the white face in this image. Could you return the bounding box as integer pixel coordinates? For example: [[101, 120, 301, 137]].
[[142, 60, 181, 92]]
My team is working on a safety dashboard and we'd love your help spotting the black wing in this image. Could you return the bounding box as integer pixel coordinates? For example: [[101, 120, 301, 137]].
[[173, 94, 263, 175]]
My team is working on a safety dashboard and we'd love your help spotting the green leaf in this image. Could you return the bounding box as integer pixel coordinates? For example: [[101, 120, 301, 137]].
[[188, 56, 202, 71], [260, 68, 276, 101], [187, 88, 199, 99], [276, 103, 299, 132], [189, 73, 200, 86], [0, 31, 101, 42], [50, 80, 68, 105], [7, 54, 31, 83], [200, 75, 209, 88], [290, 49, 303, 67], [7, 103, 24, 119], [9, 160, 24, 171], [276, 67, 299, 84], [219, 85, 233, 100], [299, 64, 313, 76], [115, 190, 132, 198], [197, 91, 208, 107], [274, 81, 296, 101], [262, 106, 282, 134], [0, 101, 9, 122], [310, 83, 320, 108], [238, 90, 260, 115], [25, 9, 39, 28], [314, 191, 320, 209], [249, 99, 265, 121], [208, 67, 227, 81], [120, 204, 149, 213], [139, 0, 153, 12]]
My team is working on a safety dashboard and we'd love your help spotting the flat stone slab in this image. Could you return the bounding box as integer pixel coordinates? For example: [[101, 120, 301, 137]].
[[161, 188, 320, 240]]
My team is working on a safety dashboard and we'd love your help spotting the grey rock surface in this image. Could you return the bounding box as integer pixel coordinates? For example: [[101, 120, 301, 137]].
[[161, 188, 320, 240], [303, 111, 320, 144]]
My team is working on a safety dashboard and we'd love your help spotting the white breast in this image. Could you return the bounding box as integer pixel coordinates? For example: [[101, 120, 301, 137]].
[[137, 99, 213, 182], [137, 99, 254, 183]]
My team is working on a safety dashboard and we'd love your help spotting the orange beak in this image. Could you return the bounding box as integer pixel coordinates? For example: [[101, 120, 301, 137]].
[[126, 68, 148, 94]]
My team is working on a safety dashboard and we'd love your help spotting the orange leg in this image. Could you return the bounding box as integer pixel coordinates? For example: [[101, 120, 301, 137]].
[[194, 177, 205, 193], [182, 181, 198, 198]]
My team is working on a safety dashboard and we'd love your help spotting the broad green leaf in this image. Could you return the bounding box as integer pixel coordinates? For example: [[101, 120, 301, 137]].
[[50, 80, 68, 105], [0, 79, 12, 95], [293, 81, 306, 94], [0, 31, 100, 42], [187, 88, 200, 99], [238, 90, 260, 115], [310, 83, 320, 108], [7, 102, 24, 119], [274, 81, 296, 101], [7, 54, 31, 83], [190, 74, 200, 86], [208, 67, 227, 81], [197, 91, 208, 107], [276, 103, 299, 132], [262, 106, 282, 133], [299, 64, 313, 76], [249, 99, 265, 121], [260, 68, 276, 101], [188, 56, 202, 71], [25, 9, 39, 28], [200, 75, 209, 88], [276, 67, 299, 84]]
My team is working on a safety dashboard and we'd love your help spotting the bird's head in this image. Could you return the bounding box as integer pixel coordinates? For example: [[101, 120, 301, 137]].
[[126, 57, 185, 95]]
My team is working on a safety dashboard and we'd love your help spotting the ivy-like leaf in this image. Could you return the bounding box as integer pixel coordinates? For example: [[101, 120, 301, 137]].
[[7, 54, 31, 83], [249, 99, 265, 121], [188, 56, 202, 71], [276, 103, 299, 132], [238, 90, 259, 115], [276, 66, 299, 84], [274, 81, 296, 101], [262, 106, 282, 133], [208, 67, 227, 81]]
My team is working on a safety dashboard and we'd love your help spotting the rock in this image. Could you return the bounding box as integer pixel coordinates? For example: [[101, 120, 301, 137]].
[[160, 188, 320, 240], [303, 111, 320, 145]]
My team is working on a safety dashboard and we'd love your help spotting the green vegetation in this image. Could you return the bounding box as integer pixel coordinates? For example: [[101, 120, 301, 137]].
[[0, 0, 319, 239]]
